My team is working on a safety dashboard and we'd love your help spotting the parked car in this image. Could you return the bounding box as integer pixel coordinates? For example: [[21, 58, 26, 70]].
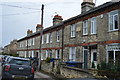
[[2, 57, 34, 79], [1, 55, 11, 66]]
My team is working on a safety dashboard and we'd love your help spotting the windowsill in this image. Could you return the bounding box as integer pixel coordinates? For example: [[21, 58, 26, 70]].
[[90, 33, 97, 36], [56, 40, 60, 43], [108, 29, 119, 32], [70, 36, 76, 39], [83, 34, 88, 36]]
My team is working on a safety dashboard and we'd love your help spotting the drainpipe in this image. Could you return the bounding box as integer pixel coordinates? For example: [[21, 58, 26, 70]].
[[61, 24, 64, 63]]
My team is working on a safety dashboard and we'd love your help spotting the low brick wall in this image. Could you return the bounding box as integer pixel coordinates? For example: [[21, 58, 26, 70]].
[[41, 60, 53, 73], [60, 66, 94, 78], [41, 59, 60, 74], [41, 60, 94, 78]]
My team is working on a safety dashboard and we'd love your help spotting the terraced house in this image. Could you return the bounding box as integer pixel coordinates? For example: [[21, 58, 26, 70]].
[[17, 0, 120, 72]]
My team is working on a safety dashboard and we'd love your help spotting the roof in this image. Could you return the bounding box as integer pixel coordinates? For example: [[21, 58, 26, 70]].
[[18, 22, 63, 42], [64, 2, 118, 23], [18, 1, 119, 42]]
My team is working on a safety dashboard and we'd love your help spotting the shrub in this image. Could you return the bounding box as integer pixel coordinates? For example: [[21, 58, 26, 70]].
[[45, 57, 50, 63], [97, 61, 120, 79], [92, 61, 95, 68]]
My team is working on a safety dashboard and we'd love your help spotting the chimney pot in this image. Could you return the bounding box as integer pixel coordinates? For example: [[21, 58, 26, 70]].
[[53, 14, 63, 26], [27, 29, 32, 35], [36, 24, 43, 32], [81, 0, 95, 13]]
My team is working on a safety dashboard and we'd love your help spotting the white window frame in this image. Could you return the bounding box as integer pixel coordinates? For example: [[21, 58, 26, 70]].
[[109, 11, 119, 31], [106, 44, 120, 63], [32, 51, 34, 57], [91, 17, 97, 34], [41, 53, 44, 60], [19, 42, 21, 48], [70, 24, 76, 37], [46, 50, 49, 58], [28, 39, 30, 46], [26, 40, 27, 47], [69, 47, 76, 61], [56, 31, 60, 42], [46, 34, 49, 43], [30, 39, 32, 46], [25, 51, 27, 58], [83, 20, 88, 35]]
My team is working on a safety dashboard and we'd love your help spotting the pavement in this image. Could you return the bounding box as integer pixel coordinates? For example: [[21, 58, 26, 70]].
[[34, 71, 67, 80], [35, 71, 54, 79]]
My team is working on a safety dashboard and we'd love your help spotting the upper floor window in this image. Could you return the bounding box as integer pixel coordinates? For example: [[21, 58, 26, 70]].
[[83, 20, 88, 35], [19, 42, 22, 48], [46, 34, 49, 43], [91, 17, 97, 34], [26, 40, 27, 47], [32, 38, 35, 45], [49, 33, 52, 43], [42, 35, 44, 44], [70, 24, 76, 37], [109, 10, 119, 31], [28, 39, 30, 46], [56, 31, 60, 42], [69, 47, 76, 61]]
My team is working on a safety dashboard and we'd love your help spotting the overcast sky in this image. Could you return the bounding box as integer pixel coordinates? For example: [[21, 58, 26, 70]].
[[0, 0, 111, 47]]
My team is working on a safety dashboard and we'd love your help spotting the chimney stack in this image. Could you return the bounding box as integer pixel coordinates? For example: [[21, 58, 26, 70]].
[[81, 0, 95, 13], [53, 14, 63, 26], [36, 24, 43, 32], [27, 29, 33, 35]]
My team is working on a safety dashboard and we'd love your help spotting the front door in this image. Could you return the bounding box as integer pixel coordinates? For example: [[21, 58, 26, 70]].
[[83, 47, 88, 69], [91, 50, 97, 68]]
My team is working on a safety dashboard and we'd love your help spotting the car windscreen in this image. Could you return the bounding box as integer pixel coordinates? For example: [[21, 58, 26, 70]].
[[9, 59, 30, 66]]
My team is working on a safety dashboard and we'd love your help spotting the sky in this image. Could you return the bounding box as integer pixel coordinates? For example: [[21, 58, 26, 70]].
[[0, 0, 111, 47]]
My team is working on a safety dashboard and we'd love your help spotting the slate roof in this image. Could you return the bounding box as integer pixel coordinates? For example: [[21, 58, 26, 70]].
[[18, 1, 119, 42]]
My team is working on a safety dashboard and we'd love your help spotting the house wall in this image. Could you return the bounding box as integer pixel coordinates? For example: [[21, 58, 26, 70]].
[[16, 2, 120, 78]]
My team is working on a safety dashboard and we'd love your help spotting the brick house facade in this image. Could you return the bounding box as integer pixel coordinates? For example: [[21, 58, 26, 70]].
[[17, 0, 120, 70]]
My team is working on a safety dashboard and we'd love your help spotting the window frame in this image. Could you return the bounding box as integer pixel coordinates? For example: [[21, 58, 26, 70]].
[[32, 38, 35, 45], [91, 17, 97, 34], [83, 20, 88, 35], [46, 34, 49, 43], [46, 50, 49, 58], [109, 11, 119, 31], [69, 47, 76, 61], [70, 24, 76, 38], [49, 32, 52, 43], [56, 31, 60, 42]]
